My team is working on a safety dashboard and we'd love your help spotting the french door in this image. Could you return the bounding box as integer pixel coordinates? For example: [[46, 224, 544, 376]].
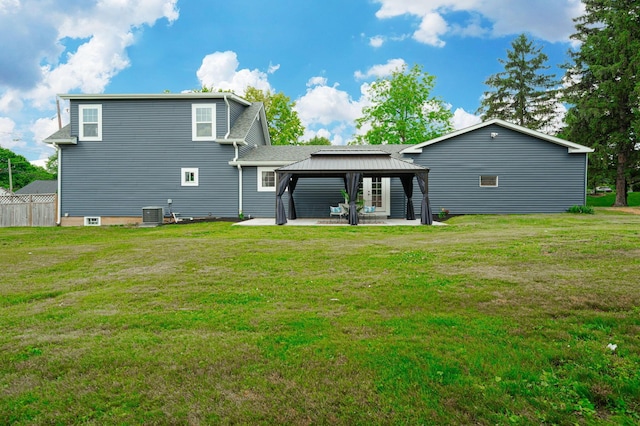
[[362, 177, 390, 215]]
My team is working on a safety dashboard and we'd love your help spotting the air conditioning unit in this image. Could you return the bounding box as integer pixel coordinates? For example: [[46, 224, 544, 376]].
[[141, 206, 164, 226]]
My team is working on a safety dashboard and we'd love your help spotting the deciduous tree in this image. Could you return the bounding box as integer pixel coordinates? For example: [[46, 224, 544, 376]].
[[244, 87, 304, 145], [0, 148, 55, 191], [354, 64, 452, 145]]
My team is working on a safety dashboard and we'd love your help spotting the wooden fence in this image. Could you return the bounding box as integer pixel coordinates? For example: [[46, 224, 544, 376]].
[[0, 194, 57, 227]]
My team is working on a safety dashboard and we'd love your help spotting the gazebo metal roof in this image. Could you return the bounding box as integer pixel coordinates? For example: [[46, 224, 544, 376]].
[[275, 149, 429, 176]]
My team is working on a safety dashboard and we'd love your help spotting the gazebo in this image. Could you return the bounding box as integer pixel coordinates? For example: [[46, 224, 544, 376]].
[[274, 149, 433, 225]]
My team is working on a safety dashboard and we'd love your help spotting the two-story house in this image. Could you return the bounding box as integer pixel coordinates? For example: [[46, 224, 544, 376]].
[[45, 92, 593, 226]]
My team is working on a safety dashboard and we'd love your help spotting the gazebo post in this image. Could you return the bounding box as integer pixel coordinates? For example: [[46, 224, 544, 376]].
[[275, 172, 291, 225]]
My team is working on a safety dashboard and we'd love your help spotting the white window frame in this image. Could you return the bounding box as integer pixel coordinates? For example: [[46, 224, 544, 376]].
[[181, 168, 199, 187], [479, 175, 499, 187], [192, 104, 216, 141], [84, 216, 101, 226], [79, 105, 102, 141], [257, 167, 277, 192]]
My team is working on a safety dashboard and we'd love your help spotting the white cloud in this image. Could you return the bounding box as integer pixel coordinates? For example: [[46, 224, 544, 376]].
[[30, 117, 60, 155], [369, 36, 385, 48], [268, 62, 281, 74], [295, 78, 372, 145], [372, 0, 584, 46], [1, 0, 179, 108], [0, 0, 179, 160], [0, 117, 24, 149], [295, 81, 364, 126], [307, 76, 328, 87], [452, 108, 481, 129], [196, 51, 272, 95], [354, 58, 406, 80], [412, 12, 448, 47]]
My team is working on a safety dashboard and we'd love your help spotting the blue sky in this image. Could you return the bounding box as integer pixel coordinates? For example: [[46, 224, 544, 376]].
[[0, 0, 584, 164]]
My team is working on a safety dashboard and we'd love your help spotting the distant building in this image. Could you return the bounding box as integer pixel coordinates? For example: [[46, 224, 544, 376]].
[[15, 180, 58, 194]]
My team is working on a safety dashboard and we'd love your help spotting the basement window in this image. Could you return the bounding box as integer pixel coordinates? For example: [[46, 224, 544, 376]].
[[479, 175, 498, 187], [84, 216, 101, 226]]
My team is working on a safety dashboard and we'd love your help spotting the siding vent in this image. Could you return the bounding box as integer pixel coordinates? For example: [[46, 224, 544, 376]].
[[141, 206, 164, 226]]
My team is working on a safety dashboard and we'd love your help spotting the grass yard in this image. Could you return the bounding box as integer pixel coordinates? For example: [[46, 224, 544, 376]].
[[1, 211, 639, 424], [588, 192, 640, 207]]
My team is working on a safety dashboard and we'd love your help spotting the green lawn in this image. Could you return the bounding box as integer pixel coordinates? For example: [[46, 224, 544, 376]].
[[1, 212, 639, 424], [588, 191, 640, 207]]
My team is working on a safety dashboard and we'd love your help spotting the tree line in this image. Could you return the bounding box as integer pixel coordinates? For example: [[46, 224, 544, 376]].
[[5, 1, 635, 204], [243, 1, 637, 206]]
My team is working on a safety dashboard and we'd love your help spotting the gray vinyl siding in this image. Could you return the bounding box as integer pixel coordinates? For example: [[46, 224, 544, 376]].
[[61, 99, 239, 218], [410, 124, 588, 214], [389, 177, 408, 218], [241, 167, 346, 218], [245, 119, 267, 147], [229, 99, 245, 124]]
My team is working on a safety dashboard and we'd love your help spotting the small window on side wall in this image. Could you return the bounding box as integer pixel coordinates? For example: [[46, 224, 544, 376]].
[[181, 168, 199, 186], [480, 175, 498, 187], [79, 105, 102, 141], [257, 167, 276, 192]]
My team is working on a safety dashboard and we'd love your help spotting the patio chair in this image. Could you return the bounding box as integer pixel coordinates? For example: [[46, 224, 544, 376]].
[[360, 205, 376, 223], [330, 204, 347, 222]]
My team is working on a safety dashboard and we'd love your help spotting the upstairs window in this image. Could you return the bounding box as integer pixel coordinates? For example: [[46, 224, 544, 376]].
[[192, 104, 216, 141], [480, 175, 498, 187], [79, 105, 102, 141]]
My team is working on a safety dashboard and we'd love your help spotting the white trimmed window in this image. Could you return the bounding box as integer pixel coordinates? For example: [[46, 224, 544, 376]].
[[480, 175, 498, 187], [84, 216, 101, 226], [79, 105, 102, 141], [257, 167, 276, 192], [181, 168, 199, 186], [192, 104, 216, 140]]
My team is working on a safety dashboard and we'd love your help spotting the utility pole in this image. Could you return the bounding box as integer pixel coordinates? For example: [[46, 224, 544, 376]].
[[8, 158, 13, 193]]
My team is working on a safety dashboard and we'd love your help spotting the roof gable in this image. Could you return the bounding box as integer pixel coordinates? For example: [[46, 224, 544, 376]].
[[225, 102, 271, 145], [401, 119, 594, 154]]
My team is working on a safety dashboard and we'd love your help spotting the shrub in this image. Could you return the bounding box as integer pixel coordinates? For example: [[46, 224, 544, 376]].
[[567, 205, 594, 214]]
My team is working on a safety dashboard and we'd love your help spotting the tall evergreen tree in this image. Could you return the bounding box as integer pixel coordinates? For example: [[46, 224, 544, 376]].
[[477, 34, 560, 132], [355, 64, 452, 145], [563, 0, 640, 206]]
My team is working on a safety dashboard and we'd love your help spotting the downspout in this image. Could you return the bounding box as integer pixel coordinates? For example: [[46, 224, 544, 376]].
[[226, 95, 242, 216], [233, 141, 243, 216], [224, 95, 230, 139], [584, 153, 589, 206], [55, 144, 61, 225]]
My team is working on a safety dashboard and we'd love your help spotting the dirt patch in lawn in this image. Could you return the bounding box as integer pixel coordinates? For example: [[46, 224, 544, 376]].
[[609, 207, 640, 215]]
